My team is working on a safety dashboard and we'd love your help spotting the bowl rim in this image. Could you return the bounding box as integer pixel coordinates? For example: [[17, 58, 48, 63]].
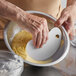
[[4, 10, 70, 67]]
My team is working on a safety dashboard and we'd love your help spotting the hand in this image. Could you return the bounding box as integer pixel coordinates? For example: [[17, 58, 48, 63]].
[[17, 13, 49, 48], [55, 4, 76, 40]]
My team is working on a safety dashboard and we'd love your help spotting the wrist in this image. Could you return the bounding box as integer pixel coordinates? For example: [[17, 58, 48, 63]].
[[16, 7, 28, 24]]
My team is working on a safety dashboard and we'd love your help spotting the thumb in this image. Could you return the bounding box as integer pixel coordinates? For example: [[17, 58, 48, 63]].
[[55, 12, 68, 27]]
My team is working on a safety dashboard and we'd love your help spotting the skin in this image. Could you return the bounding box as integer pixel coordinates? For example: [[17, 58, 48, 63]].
[[55, 1, 76, 76], [0, 0, 76, 76], [0, 0, 48, 48], [0, 0, 76, 48], [55, 0, 76, 40]]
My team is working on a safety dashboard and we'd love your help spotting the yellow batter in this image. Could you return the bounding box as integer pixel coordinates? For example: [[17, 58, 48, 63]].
[[11, 30, 52, 64]]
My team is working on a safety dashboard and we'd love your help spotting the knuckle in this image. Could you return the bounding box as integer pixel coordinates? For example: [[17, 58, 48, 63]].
[[42, 18, 47, 22], [61, 10, 68, 17], [39, 24, 43, 30], [63, 13, 68, 17], [41, 18, 47, 23], [36, 27, 41, 32], [62, 11, 69, 17], [40, 18, 48, 28]]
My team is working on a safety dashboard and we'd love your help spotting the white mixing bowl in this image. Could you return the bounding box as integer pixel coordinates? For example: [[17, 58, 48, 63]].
[[4, 11, 70, 67]]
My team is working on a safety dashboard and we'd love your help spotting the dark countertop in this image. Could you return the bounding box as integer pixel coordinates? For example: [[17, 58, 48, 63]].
[[22, 66, 63, 76]]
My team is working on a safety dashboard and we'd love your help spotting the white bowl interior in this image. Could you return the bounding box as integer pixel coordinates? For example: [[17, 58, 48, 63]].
[[4, 11, 70, 67]]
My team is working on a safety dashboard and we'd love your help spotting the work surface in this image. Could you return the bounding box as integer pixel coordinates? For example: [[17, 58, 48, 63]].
[[21, 66, 63, 76]]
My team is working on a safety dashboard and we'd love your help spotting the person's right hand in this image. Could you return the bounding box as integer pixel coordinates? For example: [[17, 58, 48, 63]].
[[17, 13, 49, 48]]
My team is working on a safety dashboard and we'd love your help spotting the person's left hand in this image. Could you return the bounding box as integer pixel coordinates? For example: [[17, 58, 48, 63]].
[[55, 4, 76, 40]]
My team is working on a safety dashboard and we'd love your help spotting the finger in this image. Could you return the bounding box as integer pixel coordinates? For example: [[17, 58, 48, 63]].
[[46, 28, 49, 40], [69, 27, 75, 40], [29, 24, 38, 39], [29, 27, 37, 47], [40, 21, 49, 47], [61, 17, 73, 34], [55, 12, 69, 27], [45, 20, 49, 41], [40, 29, 46, 48], [63, 21, 71, 32], [67, 17, 74, 34], [32, 32, 37, 47], [69, 32, 74, 40], [36, 31, 42, 48], [45, 27, 49, 42]]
